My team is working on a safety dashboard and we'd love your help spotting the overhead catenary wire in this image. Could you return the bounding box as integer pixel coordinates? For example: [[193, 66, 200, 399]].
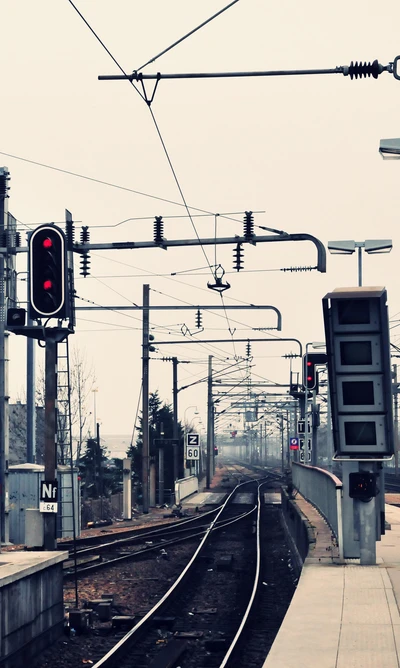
[[66, 0, 217, 284], [87, 252, 282, 312], [135, 0, 240, 72], [0, 150, 261, 227]]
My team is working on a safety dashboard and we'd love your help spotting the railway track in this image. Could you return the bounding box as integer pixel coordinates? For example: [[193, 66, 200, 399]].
[[76, 472, 294, 668], [63, 506, 252, 578]]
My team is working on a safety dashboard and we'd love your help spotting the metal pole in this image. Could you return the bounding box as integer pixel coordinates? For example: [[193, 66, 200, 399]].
[[206, 356, 213, 488], [172, 358, 179, 482], [394, 364, 399, 476], [286, 409, 290, 468], [212, 405, 215, 474], [304, 344, 311, 465], [97, 422, 103, 519], [311, 389, 317, 466], [358, 245, 362, 287], [26, 318, 36, 463], [142, 285, 150, 513], [280, 416, 284, 473], [43, 335, 57, 550], [0, 168, 9, 544], [158, 445, 164, 505], [358, 463, 376, 565], [123, 458, 132, 520]]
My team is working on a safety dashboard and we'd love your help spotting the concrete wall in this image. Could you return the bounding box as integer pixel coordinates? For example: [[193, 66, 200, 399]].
[[280, 488, 315, 573], [0, 553, 66, 668], [175, 476, 198, 504]]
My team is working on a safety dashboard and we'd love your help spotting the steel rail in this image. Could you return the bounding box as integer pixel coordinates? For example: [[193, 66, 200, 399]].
[[219, 481, 266, 667], [64, 509, 254, 577], [90, 477, 261, 668]]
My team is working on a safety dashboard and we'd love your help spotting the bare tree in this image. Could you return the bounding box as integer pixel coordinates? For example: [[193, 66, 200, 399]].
[[70, 346, 96, 463], [36, 345, 96, 464]]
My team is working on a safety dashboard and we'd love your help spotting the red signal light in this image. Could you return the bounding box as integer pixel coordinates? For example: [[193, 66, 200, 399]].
[[307, 361, 312, 367], [43, 238, 53, 249], [43, 279, 53, 291]]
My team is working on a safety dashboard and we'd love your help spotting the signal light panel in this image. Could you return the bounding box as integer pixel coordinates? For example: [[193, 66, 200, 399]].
[[29, 224, 68, 319], [323, 287, 393, 458]]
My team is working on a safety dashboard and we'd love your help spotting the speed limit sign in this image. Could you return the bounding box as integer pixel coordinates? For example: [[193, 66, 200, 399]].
[[186, 446, 200, 460]]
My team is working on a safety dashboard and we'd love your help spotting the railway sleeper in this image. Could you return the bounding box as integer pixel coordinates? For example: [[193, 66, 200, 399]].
[[148, 638, 189, 668]]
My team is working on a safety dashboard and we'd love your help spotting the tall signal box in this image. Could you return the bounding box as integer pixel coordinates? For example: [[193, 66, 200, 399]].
[[323, 287, 393, 458]]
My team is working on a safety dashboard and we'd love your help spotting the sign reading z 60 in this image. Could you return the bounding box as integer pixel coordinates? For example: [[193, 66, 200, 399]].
[[186, 433, 200, 460]]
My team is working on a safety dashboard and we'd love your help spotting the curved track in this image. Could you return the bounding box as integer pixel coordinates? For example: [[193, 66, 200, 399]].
[[87, 475, 264, 667]]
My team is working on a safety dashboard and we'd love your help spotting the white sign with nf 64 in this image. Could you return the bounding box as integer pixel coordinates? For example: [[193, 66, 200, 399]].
[[186, 433, 200, 460], [39, 480, 58, 513]]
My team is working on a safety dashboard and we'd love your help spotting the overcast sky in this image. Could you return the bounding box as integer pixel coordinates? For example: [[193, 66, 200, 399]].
[[3, 1, 400, 439]]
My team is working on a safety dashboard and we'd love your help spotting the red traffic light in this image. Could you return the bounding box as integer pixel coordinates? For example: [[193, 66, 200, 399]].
[[303, 353, 327, 391], [29, 225, 68, 319]]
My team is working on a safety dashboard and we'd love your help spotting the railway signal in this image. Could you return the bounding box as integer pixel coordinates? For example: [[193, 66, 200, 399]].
[[302, 353, 327, 391], [323, 287, 393, 458], [29, 224, 68, 319]]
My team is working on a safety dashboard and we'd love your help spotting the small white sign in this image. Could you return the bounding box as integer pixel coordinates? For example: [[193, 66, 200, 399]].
[[186, 446, 200, 461], [39, 501, 58, 513]]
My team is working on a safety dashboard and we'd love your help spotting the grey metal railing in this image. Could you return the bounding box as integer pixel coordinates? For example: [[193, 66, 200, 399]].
[[292, 461, 343, 559]]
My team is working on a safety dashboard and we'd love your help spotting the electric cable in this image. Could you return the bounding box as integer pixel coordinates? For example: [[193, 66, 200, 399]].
[[135, 1, 240, 72]]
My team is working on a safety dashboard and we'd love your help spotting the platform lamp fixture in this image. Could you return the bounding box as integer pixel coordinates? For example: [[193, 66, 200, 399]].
[[327, 239, 392, 288]]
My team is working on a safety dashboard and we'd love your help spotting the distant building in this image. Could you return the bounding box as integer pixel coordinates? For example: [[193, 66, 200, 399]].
[[9, 403, 45, 465], [101, 434, 131, 460]]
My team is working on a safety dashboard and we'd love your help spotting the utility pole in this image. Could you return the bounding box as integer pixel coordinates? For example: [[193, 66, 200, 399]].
[[0, 168, 10, 544], [393, 364, 399, 475], [142, 284, 150, 513], [26, 319, 36, 463], [172, 357, 179, 483], [206, 356, 213, 488], [43, 335, 57, 550]]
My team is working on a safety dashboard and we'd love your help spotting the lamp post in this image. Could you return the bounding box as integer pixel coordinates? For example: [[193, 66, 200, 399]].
[[328, 239, 392, 287], [276, 413, 289, 473], [92, 388, 98, 437]]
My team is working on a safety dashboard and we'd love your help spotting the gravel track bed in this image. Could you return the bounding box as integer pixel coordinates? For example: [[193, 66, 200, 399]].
[[33, 540, 199, 668]]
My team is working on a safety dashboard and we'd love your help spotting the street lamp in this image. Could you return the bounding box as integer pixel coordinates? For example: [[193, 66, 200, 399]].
[[379, 138, 400, 159], [328, 239, 392, 287]]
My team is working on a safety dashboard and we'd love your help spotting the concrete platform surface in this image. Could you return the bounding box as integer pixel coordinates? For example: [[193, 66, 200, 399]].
[[0, 550, 68, 587], [181, 492, 226, 506], [263, 501, 400, 668], [231, 492, 255, 504]]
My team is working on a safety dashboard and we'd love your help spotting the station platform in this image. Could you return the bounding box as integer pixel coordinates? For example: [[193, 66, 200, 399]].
[[0, 549, 68, 665], [181, 491, 226, 506], [181, 491, 256, 507], [263, 499, 400, 668]]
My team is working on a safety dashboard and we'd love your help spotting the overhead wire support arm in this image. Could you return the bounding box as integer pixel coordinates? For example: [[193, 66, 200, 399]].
[[74, 304, 282, 331], [74, 232, 327, 273], [98, 57, 399, 83]]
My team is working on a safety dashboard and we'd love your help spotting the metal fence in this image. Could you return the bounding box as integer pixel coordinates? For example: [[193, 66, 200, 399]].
[[292, 461, 343, 559]]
